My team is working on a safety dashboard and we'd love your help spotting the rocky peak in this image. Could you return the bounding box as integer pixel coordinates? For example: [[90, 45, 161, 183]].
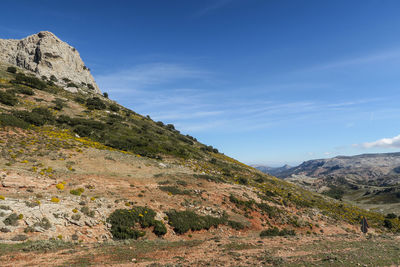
[[0, 31, 101, 94]]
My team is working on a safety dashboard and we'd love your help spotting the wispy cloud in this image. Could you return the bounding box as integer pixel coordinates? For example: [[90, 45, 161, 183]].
[[299, 49, 400, 73], [355, 134, 400, 149], [195, 0, 234, 17], [97, 63, 208, 91], [96, 61, 389, 134]]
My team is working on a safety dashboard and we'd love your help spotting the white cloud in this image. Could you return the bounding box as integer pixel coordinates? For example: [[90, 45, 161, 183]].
[[356, 134, 400, 148], [96, 63, 207, 91]]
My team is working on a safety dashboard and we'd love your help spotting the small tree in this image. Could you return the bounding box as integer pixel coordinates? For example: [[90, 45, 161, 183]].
[[103, 92, 109, 98]]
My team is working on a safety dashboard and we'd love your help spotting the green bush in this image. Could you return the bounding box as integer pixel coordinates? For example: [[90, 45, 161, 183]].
[[67, 82, 78, 88], [74, 96, 85, 104], [70, 188, 85, 196], [386, 213, 397, 219], [384, 219, 393, 229], [50, 75, 58, 82], [13, 111, 44, 126], [103, 92, 108, 98], [260, 227, 295, 237], [6, 66, 17, 74], [13, 107, 55, 126], [228, 220, 245, 230], [12, 73, 47, 90], [3, 213, 20, 226], [80, 206, 95, 217], [86, 97, 106, 110], [166, 210, 227, 234], [109, 104, 120, 112], [52, 98, 66, 111], [159, 186, 191, 195], [0, 113, 29, 129], [107, 206, 167, 239], [0, 90, 18, 106], [11, 87, 34, 95]]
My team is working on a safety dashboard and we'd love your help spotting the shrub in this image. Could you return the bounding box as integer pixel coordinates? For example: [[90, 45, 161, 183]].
[[6, 66, 17, 73], [56, 183, 64, 190], [109, 104, 120, 112], [12, 73, 47, 90], [386, 213, 397, 219], [238, 177, 248, 185], [67, 82, 78, 88], [86, 97, 106, 110], [50, 75, 58, 82], [13, 107, 55, 126], [52, 98, 66, 111], [74, 96, 85, 104], [159, 186, 191, 195], [0, 227, 10, 232], [0, 114, 29, 129], [34, 217, 52, 230], [260, 227, 295, 237], [80, 206, 95, 217], [51, 197, 60, 203], [107, 206, 167, 239], [71, 214, 81, 221], [11, 234, 28, 241], [0, 90, 18, 106], [70, 188, 85, 196], [384, 219, 393, 229], [22, 240, 72, 252], [228, 220, 245, 230], [11, 87, 34, 95], [103, 92, 108, 98], [87, 84, 94, 90], [3, 213, 20, 226], [166, 210, 227, 234]]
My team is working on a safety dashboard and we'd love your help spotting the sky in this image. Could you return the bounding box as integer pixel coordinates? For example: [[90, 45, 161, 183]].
[[2, 0, 400, 166]]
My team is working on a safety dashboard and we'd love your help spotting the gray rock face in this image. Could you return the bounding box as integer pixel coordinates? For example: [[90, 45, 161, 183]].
[[0, 31, 100, 94]]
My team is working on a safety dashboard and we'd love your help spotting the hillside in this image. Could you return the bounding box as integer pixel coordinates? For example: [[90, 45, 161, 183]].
[[268, 153, 400, 215], [1, 32, 400, 266]]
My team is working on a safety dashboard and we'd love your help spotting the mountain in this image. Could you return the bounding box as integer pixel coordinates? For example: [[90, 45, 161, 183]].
[[252, 164, 292, 176], [0, 31, 398, 266], [276, 153, 400, 214], [0, 31, 100, 94]]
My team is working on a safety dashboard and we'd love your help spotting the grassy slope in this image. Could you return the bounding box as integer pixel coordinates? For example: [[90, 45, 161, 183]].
[[1, 62, 400, 262]]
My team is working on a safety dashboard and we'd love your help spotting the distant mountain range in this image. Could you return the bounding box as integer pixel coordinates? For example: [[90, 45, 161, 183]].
[[255, 153, 400, 214], [269, 152, 400, 185]]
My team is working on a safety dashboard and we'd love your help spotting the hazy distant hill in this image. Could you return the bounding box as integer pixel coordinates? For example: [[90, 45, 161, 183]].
[[276, 153, 400, 184], [252, 164, 292, 176], [274, 153, 400, 214]]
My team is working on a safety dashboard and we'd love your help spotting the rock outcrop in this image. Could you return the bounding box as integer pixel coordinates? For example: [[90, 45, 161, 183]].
[[0, 31, 100, 94]]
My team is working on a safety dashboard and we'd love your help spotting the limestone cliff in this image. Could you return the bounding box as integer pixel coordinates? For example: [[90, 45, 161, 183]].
[[0, 31, 100, 94]]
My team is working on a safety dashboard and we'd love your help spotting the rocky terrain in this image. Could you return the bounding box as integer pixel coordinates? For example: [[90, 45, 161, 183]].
[[0, 32, 400, 266], [0, 31, 100, 94]]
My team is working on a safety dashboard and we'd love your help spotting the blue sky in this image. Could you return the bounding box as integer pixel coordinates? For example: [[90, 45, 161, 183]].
[[2, 0, 400, 166]]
